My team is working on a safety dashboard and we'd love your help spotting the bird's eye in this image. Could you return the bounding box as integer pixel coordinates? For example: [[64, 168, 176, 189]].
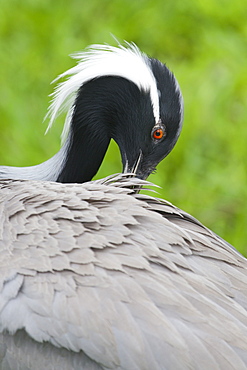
[[152, 127, 165, 141]]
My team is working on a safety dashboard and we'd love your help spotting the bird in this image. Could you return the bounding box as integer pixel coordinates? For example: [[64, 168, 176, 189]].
[[0, 43, 247, 370]]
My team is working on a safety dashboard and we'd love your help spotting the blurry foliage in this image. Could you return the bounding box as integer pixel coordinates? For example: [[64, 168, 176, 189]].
[[0, 0, 246, 254]]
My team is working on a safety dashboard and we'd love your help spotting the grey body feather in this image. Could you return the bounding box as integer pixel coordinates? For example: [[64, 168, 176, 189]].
[[0, 175, 246, 370]]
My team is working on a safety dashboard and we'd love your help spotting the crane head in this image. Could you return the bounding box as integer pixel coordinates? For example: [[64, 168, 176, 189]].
[[46, 43, 184, 182]]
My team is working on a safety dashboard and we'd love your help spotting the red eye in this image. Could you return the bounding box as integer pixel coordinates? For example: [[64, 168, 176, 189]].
[[152, 128, 164, 140]]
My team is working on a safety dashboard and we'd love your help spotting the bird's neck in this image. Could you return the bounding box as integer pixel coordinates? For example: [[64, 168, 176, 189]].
[[56, 78, 122, 183], [57, 125, 110, 183], [0, 77, 142, 183]]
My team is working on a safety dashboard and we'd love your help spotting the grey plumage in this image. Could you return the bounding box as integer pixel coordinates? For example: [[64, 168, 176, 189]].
[[0, 175, 247, 369]]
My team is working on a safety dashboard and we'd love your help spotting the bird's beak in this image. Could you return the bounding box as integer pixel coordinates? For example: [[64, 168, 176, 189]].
[[122, 150, 151, 180]]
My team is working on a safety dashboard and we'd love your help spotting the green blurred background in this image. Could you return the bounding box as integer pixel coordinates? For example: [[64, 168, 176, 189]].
[[0, 0, 246, 255]]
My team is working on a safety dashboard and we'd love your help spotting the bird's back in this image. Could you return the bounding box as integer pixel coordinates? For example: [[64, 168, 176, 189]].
[[0, 176, 247, 369]]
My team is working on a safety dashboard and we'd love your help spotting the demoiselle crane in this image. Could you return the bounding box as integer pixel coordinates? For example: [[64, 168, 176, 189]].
[[0, 44, 247, 369]]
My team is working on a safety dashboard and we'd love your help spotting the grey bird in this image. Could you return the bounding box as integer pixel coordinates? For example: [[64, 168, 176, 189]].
[[0, 43, 247, 370]]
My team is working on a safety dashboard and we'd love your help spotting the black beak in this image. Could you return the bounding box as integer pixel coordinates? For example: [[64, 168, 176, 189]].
[[122, 150, 153, 180]]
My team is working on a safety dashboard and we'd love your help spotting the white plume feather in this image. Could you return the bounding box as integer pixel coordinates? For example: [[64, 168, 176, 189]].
[[45, 42, 160, 143]]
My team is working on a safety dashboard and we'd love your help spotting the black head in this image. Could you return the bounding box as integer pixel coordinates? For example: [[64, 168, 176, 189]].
[[113, 57, 183, 179], [48, 43, 183, 183]]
